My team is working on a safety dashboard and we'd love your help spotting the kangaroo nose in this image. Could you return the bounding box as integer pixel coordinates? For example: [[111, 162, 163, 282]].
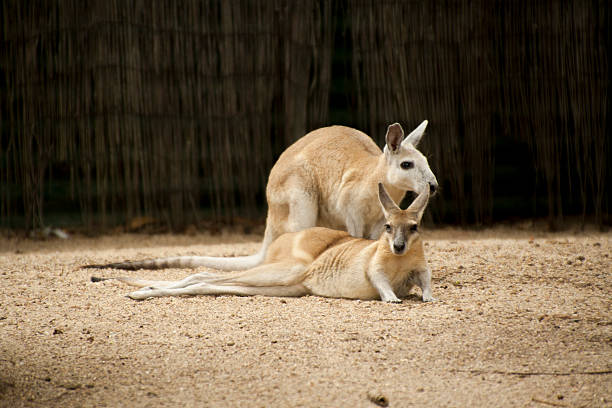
[[429, 183, 438, 194], [393, 243, 405, 253]]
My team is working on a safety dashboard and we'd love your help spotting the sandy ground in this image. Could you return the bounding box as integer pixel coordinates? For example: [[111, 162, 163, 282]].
[[0, 227, 610, 407]]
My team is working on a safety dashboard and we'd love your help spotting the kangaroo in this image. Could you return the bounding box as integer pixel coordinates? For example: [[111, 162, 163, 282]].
[[91, 184, 435, 303], [84, 121, 437, 273]]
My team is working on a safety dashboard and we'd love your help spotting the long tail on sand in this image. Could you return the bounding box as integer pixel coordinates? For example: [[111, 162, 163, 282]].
[[83, 229, 276, 271], [91, 275, 178, 288], [83, 252, 264, 271]]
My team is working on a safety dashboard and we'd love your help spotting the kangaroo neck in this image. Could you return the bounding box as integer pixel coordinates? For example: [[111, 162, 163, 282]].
[[373, 238, 404, 271], [370, 155, 406, 205]]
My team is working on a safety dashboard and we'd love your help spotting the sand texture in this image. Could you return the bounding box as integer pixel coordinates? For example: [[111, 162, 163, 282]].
[[0, 228, 610, 407]]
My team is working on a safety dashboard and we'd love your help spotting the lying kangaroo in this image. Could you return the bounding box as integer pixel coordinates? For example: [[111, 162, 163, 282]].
[[85, 121, 437, 272], [91, 184, 434, 303]]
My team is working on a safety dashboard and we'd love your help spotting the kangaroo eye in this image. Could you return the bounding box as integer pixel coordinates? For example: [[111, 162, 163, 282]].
[[410, 224, 418, 232], [384, 224, 392, 233], [400, 161, 414, 170]]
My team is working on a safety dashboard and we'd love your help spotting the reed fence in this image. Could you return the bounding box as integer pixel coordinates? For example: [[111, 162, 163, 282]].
[[1, 0, 609, 231]]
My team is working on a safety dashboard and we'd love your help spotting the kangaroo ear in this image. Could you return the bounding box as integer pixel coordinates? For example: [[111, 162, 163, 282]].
[[402, 120, 428, 147], [407, 189, 430, 223], [378, 183, 400, 217], [385, 123, 404, 153]]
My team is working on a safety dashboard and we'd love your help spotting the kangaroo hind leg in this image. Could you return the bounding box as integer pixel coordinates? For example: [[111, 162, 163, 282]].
[[128, 282, 308, 300], [127, 262, 308, 300], [212, 262, 307, 287]]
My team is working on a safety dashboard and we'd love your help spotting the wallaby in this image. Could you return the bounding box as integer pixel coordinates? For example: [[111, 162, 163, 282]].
[[84, 122, 437, 273], [91, 184, 435, 303]]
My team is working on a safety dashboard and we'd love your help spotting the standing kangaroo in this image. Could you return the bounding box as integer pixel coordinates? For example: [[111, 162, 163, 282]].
[[91, 184, 434, 303], [85, 121, 437, 272]]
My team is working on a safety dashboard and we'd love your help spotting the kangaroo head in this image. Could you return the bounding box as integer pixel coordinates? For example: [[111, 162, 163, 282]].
[[383, 121, 438, 195], [378, 183, 429, 256]]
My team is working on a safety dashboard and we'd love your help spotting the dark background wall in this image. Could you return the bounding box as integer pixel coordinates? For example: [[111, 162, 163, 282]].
[[1, 0, 610, 232]]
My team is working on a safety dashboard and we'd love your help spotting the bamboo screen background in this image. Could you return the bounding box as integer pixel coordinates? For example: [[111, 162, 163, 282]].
[[1, 1, 609, 231]]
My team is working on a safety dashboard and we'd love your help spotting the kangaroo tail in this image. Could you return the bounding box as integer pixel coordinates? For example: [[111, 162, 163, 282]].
[[83, 253, 265, 271], [82, 226, 278, 271], [90, 275, 177, 288], [195, 225, 278, 270]]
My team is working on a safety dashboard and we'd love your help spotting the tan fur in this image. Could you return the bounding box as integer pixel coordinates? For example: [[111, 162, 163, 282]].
[[93, 185, 435, 303], [266, 123, 434, 239], [83, 122, 437, 273]]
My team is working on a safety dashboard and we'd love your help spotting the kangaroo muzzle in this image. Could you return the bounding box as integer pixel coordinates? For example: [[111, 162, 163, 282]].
[[392, 240, 406, 255]]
